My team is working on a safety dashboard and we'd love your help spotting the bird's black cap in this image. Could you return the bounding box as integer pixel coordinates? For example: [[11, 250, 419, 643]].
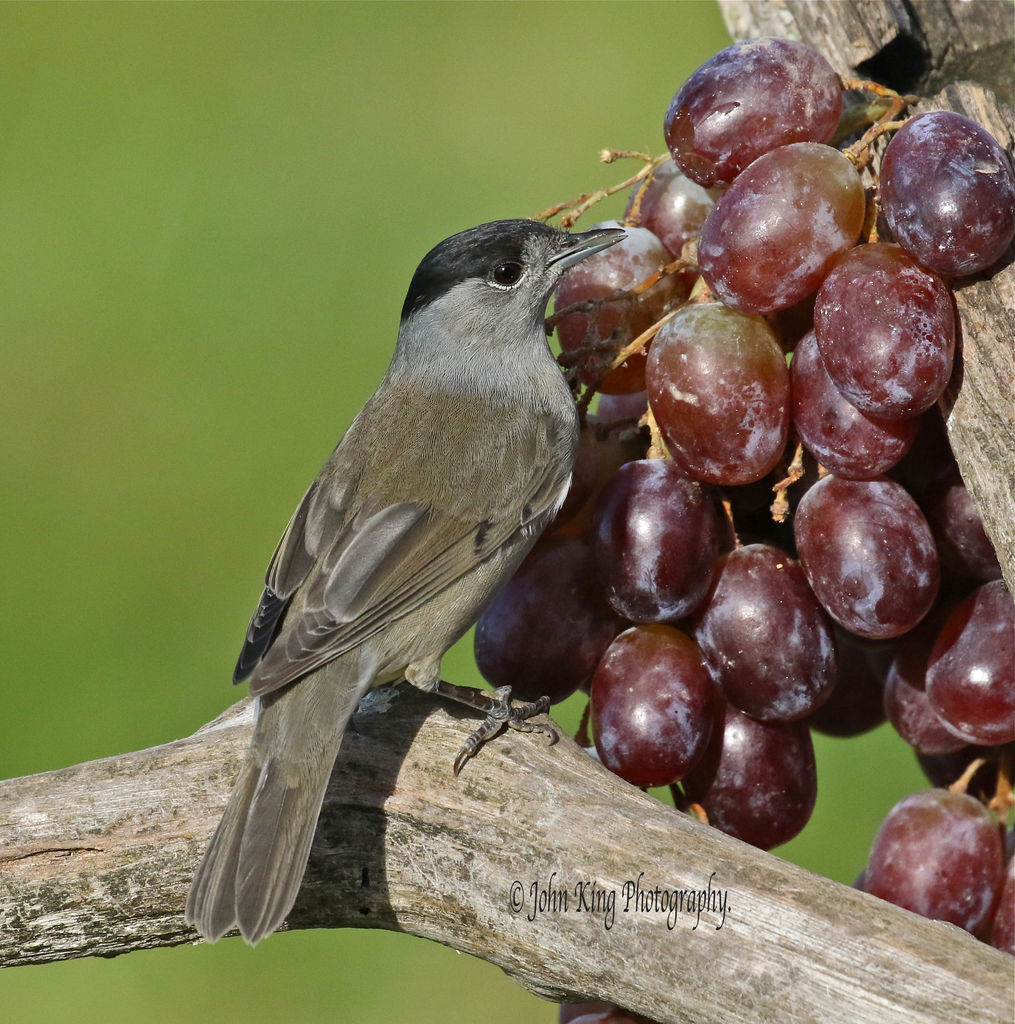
[[401, 219, 563, 321]]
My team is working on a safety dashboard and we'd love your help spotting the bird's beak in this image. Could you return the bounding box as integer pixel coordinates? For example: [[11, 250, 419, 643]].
[[548, 226, 626, 271]]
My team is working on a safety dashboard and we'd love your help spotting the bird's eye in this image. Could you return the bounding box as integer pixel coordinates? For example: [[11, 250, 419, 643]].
[[490, 261, 524, 287]]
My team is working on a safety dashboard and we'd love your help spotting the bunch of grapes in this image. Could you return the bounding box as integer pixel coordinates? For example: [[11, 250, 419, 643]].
[[473, 39, 1014, 1012]]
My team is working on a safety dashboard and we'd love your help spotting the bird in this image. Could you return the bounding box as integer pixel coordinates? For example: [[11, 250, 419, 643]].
[[185, 217, 625, 945]]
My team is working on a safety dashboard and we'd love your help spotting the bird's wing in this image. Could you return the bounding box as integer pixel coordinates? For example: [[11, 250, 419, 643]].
[[235, 420, 572, 698]]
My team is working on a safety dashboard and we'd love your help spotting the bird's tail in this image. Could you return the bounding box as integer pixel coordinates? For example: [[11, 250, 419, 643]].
[[185, 652, 375, 945]]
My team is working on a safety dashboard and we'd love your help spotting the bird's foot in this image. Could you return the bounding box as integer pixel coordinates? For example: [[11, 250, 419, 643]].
[[435, 681, 558, 776]]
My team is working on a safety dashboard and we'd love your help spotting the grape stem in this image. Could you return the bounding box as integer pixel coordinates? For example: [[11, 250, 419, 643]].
[[622, 152, 665, 225], [770, 442, 806, 524], [530, 151, 670, 228], [553, 259, 692, 422], [846, 116, 909, 169], [840, 78, 909, 100], [721, 497, 741, 549], [641, 404, 668, 461], [948, 757, 990, 797], [546, 255, 691, 331], [833, 79, 918, 170], [861, 191, 880, 244], [987, 747, 1014, 821], [608, 308, 678, 372]]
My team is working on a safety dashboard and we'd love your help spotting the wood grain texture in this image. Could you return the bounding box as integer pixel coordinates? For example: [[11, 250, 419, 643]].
[[718, 0, 1014, 106], [1, 690, 1012, 1024]]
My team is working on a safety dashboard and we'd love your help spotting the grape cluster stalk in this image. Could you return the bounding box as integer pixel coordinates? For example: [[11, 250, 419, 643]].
[[478, 37, 1015, 1020]]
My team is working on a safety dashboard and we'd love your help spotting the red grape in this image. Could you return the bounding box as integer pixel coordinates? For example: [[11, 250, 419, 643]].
[[813, 243, 955, 419], [555, 220, 684, 394], [595, 391, 648, 425], [663, 38, 842, 187], [864, 789, 1004, 934], [880, 111, 1015, 278], [592, 459, 718, 622], [697, 142, 865, 315], [791, 328, 917, 479], [474, 537, 621, 704], [794, 475, 939, 638], [808, 626, 888, 737], [550, 424, 601, 530], [646, 303, 789, 485], [683, 703, 817, 850], [887, 407, 955, 503], [916, 746, 999, 801], [625, 157, 717, 261], [694, 544, 836, 722], [921, 467, 1002, 582], [883, 607, 967, 755], [989, 858, 1015, 955], [926, 580, 1015, 746], [591, 625, 716, 788]]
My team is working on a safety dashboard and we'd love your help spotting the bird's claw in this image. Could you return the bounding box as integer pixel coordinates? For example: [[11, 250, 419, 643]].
[[450, 686, 558, 776]]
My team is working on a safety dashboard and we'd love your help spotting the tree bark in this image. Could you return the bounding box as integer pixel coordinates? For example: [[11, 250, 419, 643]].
[[1, 690, 1012, 1024], [718, 0, 1015, 107]]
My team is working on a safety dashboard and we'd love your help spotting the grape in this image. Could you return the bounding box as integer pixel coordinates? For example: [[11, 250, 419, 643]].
[[595, 391, 648, 425], [682, 703, 816, 850], [880, 110, 1015, 278], [883, 606, 967, 755], [663, 38, 842, 187], [864, 789, 1004, 934], [791, 329, 917, 479], [548, 417, 645, 541], [989, 857, 1014, 955], [474, 537, 621, 704], [459, 45, 1015, 971], [624, 157, 717, 262], [808, 626, 888, 737], [916, 745, 999, 801], [646, 303, 789, 485], [813, 243, 955, 419], [921, 467, 1002, 582], [592, 459, 718, 622], [555, 220, 685, 394], [697, 143, 865, 315], [887, 407, 956, 502], [694, 544, 836, 722], [591, 625, 716, 788], [926, 580, 1015, 746], [794, 475, 939, 638], [770, 293, 817, 352], [884, 666, 966, 755]]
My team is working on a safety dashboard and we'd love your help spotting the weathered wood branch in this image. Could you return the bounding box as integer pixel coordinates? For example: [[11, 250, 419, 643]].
[[718, 0, 1015, 107], [1, 689, 1012, 1024]]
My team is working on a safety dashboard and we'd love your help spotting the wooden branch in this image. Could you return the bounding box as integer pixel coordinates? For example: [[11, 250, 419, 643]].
[[717, 0, 1015, 107], [1, 689, 1011, 1023]]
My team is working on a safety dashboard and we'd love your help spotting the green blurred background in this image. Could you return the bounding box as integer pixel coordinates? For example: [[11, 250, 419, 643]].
[[0, 3, 928, 1021]]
